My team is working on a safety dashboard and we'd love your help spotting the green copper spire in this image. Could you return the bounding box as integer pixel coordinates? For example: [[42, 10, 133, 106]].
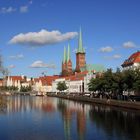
[[63, 46, 66, 63], [77, 27, 85, 53], [67, 44, 70, 62]]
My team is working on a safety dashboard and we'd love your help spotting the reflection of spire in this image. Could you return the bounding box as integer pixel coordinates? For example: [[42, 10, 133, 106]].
[[77, 110, 86, 140], [57, 100, 71, 140], [63, 110, 72, 140]]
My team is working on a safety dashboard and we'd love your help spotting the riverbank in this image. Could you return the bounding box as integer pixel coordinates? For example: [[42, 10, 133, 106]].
[[47, 94, 140, 110]]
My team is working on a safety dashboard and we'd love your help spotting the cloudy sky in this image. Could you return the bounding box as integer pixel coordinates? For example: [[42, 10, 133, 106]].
[[0, 0, 140, 77]]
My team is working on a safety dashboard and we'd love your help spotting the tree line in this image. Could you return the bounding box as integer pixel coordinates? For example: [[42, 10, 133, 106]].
[[0, 86, 32, 92], [88, 68, 140, 99]]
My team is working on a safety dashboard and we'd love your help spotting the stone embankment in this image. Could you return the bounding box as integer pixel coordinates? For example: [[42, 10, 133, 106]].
[[47, 94, 140, 110]]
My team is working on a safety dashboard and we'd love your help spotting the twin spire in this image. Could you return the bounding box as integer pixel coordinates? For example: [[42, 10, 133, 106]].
[[63, 28, 85, 63], [62, 28, 86, 75], [63, 44, 71, 63]]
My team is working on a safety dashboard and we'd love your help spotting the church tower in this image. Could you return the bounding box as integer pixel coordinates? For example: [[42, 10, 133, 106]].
[[62, 46, 67, 76], [75, 28, 86, 72], [67, 44, 72, 75], [62, 45, 73, 76]]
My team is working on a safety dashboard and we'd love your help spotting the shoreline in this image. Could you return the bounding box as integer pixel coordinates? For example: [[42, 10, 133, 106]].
[[47, 94, 140, 110], [1, 92, 140, 110]]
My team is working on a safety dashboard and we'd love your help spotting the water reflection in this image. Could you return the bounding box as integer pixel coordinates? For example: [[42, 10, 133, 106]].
[[0, 96, 7, 114], [6, 96, 56, 114], [57, 99, 87, 140], [89, 105, 140, 140], [0, 96, 139, 140]]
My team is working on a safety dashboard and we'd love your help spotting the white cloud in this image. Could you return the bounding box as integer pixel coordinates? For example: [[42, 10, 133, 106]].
[[104, 54, 121, 60], [9, 54, 24, 59], [9, 65, 16, 68], [99, 46, 113, 52], [112, 54, 121, 59], [0, 7, 16, 14], [123, 41, 136, 48], [30, 61, 56, 68], [29, 1, 33, 4], [9, 29, 78, 46], [20, 6, 28, 13]]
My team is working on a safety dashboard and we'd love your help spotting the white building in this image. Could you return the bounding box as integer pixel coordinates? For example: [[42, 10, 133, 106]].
[[5, 76, 30, 91], [84, 72, 96, 92], [68, 80, 83, 93], [51, 72, 95, 93], [32, 76, 59, 93], [32, 79, 48, 92], [52, 78, 66, 93]]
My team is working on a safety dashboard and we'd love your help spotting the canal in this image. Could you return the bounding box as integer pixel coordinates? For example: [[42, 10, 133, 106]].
[[0, 96, 139, 140]]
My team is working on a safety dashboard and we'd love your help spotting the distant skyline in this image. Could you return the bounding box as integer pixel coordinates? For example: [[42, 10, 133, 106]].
[[0, 0, 140, 77]]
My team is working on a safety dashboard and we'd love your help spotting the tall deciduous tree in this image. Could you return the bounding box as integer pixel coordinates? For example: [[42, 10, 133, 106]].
[[88, 67, 140, 97], [57, 81, 68, 92]]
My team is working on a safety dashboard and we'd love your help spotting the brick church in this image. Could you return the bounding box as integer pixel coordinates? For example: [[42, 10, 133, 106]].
[[62, 28, 86, 76]]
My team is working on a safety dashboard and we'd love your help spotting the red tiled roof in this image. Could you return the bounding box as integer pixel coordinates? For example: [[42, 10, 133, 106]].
[[34, 71, 88, 86], [122, 51, 140, 67], [9, 76, 23, 81], [69, 76, 84, 81], [59, 71, 88, 81], [34, 75, 60, 86], [34, 78, 39, 82]]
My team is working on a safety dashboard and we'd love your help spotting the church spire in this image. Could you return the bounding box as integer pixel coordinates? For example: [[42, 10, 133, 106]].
[[77, 27, 85, 53], [67, 43, 70, 62], [63, 46, 66, 63]]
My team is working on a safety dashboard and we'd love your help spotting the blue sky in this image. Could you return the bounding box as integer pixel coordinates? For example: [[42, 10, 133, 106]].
[[0, 0, 140, 77]]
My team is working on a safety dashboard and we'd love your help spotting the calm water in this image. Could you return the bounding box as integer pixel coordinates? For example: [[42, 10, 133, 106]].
[[0, 96, 139, 140]]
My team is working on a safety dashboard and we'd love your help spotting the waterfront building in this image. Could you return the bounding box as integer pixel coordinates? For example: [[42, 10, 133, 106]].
[[32, 71, 96, 93], [122, 51, 140, 70], [5, 76, 30, 91], [84, 71, 96, 92], [51, 71, 95, 93], [52, 78, 66, 93], [0, 78, 3, 87], [33, 76, 59, 92], [68, 80, 83, 93], [52, 75, 83, 93]]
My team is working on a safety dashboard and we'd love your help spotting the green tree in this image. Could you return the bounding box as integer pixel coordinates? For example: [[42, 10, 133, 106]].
[[112, 68, 124, 95], [57, 81, 68, 92], [123, 69, 135, 91], [88, 67, 140, 99], [20, 86, 32, 92], [132, 68, 140, 95]]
